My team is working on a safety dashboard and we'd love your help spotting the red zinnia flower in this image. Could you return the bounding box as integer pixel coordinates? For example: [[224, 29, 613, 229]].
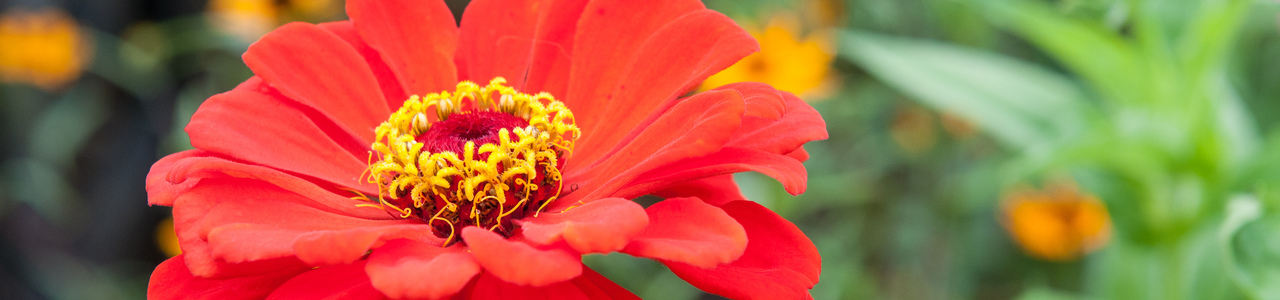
[[146, 0, 827, 299]]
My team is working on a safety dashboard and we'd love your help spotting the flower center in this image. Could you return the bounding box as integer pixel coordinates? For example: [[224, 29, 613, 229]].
[[364, 78, 580, 246], [417, 111, 529, 156]]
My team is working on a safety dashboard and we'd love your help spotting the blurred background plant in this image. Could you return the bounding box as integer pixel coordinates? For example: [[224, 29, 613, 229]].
[[1, 0, 1278, 299]]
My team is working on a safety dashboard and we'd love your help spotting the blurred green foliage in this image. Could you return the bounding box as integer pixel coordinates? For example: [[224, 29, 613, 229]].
[[838, 0, 1280, 299], [3, 0, 1280, 299]]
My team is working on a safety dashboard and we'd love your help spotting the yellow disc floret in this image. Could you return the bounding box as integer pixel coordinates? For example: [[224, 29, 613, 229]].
[[364, 77, 580, 245]]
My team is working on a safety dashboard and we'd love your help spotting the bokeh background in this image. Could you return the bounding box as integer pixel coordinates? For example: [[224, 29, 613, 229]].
[[2, 0, 1280, 299]]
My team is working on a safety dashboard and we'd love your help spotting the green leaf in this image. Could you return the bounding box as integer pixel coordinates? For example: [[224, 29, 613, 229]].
[[1175, 0, 1249, 81], [839, 30, 1090, 149], [1015, 286, 1084, 300], [977, 0, 1144, 106]]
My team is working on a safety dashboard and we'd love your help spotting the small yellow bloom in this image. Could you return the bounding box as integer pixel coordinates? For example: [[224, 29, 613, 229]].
[[207, 0, 279, 42], [0, 8, 90, 90], [1000, 182, 1112, 261], [701, 16, 835, 99], [156, 216, 182, 257]]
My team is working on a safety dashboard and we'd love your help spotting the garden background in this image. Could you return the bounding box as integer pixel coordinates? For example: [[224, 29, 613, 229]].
[[1, 0, 1279, 299]]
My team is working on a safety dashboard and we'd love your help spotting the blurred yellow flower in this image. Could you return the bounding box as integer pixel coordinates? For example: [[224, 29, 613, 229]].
[[1000, 182, 1111, 262], [701, 16, 835, 99], [156, 216, 182, 257], [0, 8, 90, 90], [283, 0, 342, 20], [208, 0, 343, 42], [207, 0, 279, 41]]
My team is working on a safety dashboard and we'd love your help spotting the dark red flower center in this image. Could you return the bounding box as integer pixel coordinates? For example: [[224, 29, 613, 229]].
[[417, 111, 529, 156]]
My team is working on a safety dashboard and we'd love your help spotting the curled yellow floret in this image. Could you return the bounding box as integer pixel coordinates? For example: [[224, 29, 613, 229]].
[[364, 78, 579, 245]]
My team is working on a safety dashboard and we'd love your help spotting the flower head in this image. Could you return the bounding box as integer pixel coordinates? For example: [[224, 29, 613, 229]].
[[0, 8, 89, 90], [147, 0, 827, 298], [1000, 182, 1112, 261]]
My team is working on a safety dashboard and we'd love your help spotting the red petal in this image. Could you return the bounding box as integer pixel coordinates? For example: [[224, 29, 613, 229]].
[[171, 180, 312, 278], [665, 200, 821, 300], [517, 198, 648, 254], [242, 22, 389, 143], [292, 225, 438, 266], [366, 239, 479, 299], [713, 82, 786, 120], [722, 88, 828, 155], [572, 266, 639, 300], [317, 21, 409, 109], [465, 267, 639, 300], [161, 155, 390, 277], [267, 261, 384, 300], [786, 147, 810, 162], [461, 227, 582, 286], [568, 4, 756, 163], [653, 175, 745, 206], [565, 0, 703, 117], [621, 197, 746, 268], [149, 255, 309, 300], [569, 86, 825, 201], [561, 89, 743, 207], [160, 155, 388, 219], [615, 147, 808, 198], [229, 76, 374, 155], [347, 0, 458, 96], [147, 150, 212, 206], [457, 0, 587, 95], [178, 179, 429, 268], [186, 83, 376, 195]]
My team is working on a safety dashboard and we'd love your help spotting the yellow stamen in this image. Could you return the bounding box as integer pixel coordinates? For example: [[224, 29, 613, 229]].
[[365, 77, 580, 244]]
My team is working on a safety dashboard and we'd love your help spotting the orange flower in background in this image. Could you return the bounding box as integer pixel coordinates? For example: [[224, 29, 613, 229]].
[[208, 0, 342, 42], [206, 0, 278, 41], [283, 0, 343, 20], [700, 16, 835, 99], [155, 216, 182, 257], [1000, 182, 1112, 261], [147, 0, 827, 298], [0, 8, 90, 90]]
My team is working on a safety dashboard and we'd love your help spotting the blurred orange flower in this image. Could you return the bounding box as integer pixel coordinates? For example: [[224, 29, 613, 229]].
[[206, 0, 278, 41], [1000, 182, 1112, 261], [0, 8, 90, 90], [701, 16, 834, 99], [155, 216, 182, 257], [283, 0, 342, 20], [207, 0, 343, 41]]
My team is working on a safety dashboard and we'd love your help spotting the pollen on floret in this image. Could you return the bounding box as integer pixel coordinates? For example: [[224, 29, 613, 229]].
[[364, 77, 580, 246]]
